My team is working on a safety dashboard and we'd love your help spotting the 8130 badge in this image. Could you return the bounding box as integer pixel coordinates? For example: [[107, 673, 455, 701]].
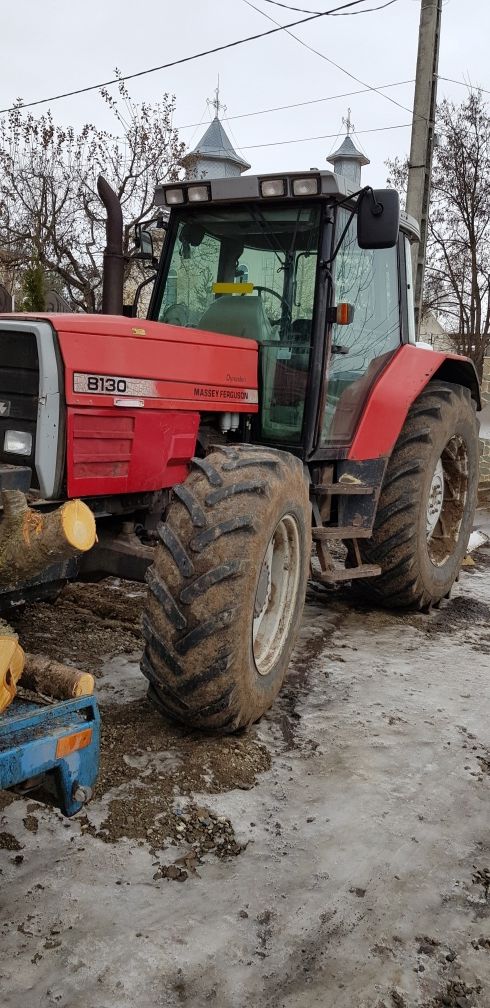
[[73, 373, 157, 396]]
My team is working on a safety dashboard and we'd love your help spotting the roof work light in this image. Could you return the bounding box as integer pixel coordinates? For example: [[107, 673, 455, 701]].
[[187, 185, 211, 202], [259, 178, 287, 198], [165, 188, 185, 205], [292, 176, 320, 196]]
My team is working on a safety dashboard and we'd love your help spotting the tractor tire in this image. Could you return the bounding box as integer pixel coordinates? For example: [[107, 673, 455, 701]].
[[141, 445, 311, 733], [347, 380, 479, 610]]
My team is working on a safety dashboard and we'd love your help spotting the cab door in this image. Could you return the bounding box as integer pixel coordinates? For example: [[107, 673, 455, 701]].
[[321, 208, 402, 446]]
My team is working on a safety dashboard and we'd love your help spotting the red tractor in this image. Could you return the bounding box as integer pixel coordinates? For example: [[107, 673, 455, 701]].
[[0, 169, 480, 732]]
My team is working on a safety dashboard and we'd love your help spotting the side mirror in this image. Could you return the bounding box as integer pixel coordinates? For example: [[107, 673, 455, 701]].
[[132, 226, 159, 268], [357, 189, 400, 250], [139, 229, 154, 259]]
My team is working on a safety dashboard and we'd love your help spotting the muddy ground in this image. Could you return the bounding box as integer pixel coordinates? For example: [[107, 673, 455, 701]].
[[1, 552, 490, 1008]]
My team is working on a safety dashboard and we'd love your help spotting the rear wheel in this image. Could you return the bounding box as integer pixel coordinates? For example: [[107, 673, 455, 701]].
[[347, 381, 479, 609], [141, 445, 311, 732]]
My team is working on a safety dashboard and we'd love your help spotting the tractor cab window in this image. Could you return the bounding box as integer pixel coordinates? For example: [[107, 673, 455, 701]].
[[322, 207, 401, 443], [155, 204, 322, 443]]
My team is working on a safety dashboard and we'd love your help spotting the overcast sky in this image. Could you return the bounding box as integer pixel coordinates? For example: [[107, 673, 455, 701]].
[[1, 0, 489, 188]]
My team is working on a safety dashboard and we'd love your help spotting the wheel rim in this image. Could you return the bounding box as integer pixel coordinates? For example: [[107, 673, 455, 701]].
[[426, 459, 444, 537], [426, 435, 469, 566], [252, 514, 301, 676]]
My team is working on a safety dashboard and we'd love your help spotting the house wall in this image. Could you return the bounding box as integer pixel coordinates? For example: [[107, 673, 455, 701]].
[[480, 356, 490, 483], [419, 312, 457, 354]]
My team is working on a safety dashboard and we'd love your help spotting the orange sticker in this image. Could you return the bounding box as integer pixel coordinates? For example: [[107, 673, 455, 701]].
[[56, 728, 93, 759]]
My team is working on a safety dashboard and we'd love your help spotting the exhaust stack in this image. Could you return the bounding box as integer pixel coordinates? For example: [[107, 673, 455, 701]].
[[97, 175, 124, 315]]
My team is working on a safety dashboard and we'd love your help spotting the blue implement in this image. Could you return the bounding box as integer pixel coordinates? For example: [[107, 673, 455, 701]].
[[0, 694, 100, 816]]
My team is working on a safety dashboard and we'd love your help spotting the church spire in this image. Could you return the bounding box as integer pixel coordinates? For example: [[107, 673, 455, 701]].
[[181, 83, 250, 180], [327, 109, 370, 188]]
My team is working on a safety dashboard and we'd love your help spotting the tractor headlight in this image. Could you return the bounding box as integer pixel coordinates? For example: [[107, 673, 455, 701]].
[[292, 176, 320, 196], [4, 430, 32, 456], [165, 187, 185, 205], [187, 185, 210, 202], [260, 178, 287, 198]]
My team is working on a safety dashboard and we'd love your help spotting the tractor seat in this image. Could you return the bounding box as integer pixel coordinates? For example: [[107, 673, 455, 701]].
[[198, 295, 277, 344]]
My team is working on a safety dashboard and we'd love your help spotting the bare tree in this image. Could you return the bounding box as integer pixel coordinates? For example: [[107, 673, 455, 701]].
[[0, 75, 185, 312], [387, 91, 490, 378]]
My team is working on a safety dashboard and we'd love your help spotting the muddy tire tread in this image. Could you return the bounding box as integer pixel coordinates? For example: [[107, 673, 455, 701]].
[[141, 446, 310, 732], [348, 381, 478, 610]]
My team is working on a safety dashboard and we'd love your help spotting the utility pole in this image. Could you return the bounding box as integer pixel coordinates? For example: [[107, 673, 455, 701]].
[[406, 0, 442, 335]]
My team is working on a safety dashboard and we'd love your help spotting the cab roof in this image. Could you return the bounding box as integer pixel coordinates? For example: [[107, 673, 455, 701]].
[[154, 170, 420, 242]]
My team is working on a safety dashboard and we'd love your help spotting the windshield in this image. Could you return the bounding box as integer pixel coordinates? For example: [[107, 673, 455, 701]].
[[154, 203, 322, 443]]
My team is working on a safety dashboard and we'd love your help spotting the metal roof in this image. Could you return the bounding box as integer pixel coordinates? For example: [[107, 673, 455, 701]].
[[154, 169, 418, 239], [327, 134, 370, 167], [181, 116, 251, 172]]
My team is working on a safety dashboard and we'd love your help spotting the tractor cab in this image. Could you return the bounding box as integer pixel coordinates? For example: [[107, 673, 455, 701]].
[[150, 171, 416, 459]]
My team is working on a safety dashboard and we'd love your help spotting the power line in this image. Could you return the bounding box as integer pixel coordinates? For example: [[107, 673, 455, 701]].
[[0, 0, 374, 117], [261, 0, 399, 13], [173, 74, 487, 136], [239, 120, 411, 149], [175, 79, 415, 131], [175, 71, 487, 135], [243, 0, 423, 120], [186, 101, 211, 148], [438, 75, 490, 96]]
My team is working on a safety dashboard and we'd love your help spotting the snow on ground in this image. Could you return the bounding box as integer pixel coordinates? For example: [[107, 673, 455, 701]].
[[1, 558, 490, 1008]]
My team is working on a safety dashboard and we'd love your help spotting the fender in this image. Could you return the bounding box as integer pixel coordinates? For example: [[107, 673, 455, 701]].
[[347, 344, 480, 462]]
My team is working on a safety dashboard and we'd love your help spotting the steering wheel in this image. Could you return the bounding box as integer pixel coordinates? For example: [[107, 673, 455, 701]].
[[162, 302, 189, 326], [254, 286, 292, 321]]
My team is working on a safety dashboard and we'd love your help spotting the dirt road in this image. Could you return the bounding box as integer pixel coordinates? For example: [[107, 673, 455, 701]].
[[1, 555, 490, 1008]]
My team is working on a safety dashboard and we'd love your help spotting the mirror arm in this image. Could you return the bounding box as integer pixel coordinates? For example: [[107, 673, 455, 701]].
[[365, 187, 384, 217], [324, 184, 383, 268], [335, 184, 382, 212], [328, 205, 357, 266], [132, 272, 158, 317]]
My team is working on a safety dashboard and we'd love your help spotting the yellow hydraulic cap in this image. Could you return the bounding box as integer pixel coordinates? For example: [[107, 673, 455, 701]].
[[0, 635, 25, 713]]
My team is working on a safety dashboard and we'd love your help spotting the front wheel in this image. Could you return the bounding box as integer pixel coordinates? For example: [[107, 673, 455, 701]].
[[141, 446, 311, 732], [348, 381, 479, 610]]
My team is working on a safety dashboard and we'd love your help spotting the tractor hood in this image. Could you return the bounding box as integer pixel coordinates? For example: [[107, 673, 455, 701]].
[[2, 313, 259, 414]]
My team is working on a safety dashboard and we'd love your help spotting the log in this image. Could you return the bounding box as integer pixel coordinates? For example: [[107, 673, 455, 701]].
[[0, 491, 96, 589], [22, 654, 95, 700]]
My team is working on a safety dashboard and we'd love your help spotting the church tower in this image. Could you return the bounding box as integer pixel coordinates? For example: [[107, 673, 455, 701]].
[[181, 83, 250, 180], [327, 110, 369, 188]]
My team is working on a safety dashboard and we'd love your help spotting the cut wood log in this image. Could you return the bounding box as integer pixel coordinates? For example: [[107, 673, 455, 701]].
[[0, 491, 96, 589], [22, 654, 95, 700]]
